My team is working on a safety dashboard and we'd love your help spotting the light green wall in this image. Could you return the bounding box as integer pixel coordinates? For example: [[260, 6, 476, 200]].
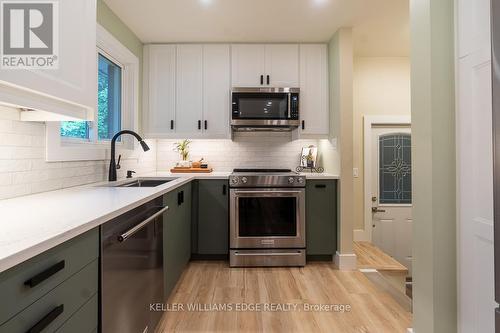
[[410, 0, 456, 331], [328, 29, 354, 262], [96, 0, 144, 130]]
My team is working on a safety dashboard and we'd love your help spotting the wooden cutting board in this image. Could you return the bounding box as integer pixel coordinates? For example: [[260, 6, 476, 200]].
[[170, 167, 213, 173]]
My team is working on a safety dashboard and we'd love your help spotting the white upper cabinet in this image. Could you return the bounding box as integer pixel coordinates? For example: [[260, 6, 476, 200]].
[[144, 44, 231, 138], [231, 44, 266, 87], [143, 45, 176, 136], [265, 45, 300, 87], [0, 0, 96, 121], [299, 44, 329, 135], [231, 44, 299, 87], [203, 45, 230, 137], [176, 45, 203, 135]]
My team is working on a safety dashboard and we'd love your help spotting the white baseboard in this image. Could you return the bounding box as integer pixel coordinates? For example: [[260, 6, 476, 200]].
[[353, 229, 370, 241], [334, 251, 357, 270]]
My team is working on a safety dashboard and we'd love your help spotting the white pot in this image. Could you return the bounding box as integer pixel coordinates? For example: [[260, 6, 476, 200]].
[[176, 160, 191, 168]]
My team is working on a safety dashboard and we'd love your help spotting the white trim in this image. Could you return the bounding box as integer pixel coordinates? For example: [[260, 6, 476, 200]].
[[358, 115, 412, 242], [334, 251, 357, 270], [46, 24, 139, 162]]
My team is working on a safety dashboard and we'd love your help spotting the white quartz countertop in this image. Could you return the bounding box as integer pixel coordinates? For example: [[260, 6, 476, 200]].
[[0, 171, 338, 273]]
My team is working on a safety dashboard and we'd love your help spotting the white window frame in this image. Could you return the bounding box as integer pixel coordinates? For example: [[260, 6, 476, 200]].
[[46, 24, 139, 161]]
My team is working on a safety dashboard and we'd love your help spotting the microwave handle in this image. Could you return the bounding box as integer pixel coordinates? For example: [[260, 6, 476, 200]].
[[287, 93, 291, 118]]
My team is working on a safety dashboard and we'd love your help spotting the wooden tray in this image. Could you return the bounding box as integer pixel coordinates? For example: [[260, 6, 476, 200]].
[[170, 167, 213, 173]]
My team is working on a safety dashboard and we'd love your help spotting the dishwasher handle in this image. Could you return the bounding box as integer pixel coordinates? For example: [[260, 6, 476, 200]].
[[118, 206, 169, 242]]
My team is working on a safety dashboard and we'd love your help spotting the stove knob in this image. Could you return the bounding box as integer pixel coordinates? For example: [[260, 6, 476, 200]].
[[241, 177, 248, 184], [230, 177, 239, 185], [297, 177, 304, 184], [288, 177, 295, 184]]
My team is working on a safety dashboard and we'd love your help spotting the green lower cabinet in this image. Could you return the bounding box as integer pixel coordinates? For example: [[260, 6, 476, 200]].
[[0, 260, 98, 333], [163, 182, 192, 299], [55, 294, 98, 333], [195, 180, 229, 256], [306, 180, 338, 258]]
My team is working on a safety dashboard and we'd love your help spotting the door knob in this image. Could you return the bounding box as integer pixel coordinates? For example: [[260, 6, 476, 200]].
[[372, 207, 386, 213]]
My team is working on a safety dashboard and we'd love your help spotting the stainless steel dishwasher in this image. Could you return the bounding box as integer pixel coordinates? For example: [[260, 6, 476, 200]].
[[101, 197, 167, 333]]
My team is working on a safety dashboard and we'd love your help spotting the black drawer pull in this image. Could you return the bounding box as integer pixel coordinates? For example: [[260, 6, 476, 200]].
[[266, 75, 270, 85], [260, 75, 264, 85], [315, 184, 327, 188], [198, 120, 201, 130], [204, 120, 207, 130], [170, 120, 174, 130], [302, 120, 305, 130], [178, 191, 184, 205], [26, 304, 64, 333], [24, 260, 65, 288], [222, 184, 227, 195]]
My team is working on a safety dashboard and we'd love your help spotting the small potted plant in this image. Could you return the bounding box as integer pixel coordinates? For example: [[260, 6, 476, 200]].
[[173, 139, 191, 168]]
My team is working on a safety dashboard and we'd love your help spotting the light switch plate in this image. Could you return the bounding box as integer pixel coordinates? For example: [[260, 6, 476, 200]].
[[353, 168, 359, 178]]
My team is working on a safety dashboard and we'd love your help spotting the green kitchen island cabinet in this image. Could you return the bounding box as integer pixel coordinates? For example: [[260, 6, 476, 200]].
[[192, 180, 229, 258], [163, 182, 192, 298], [306, 179, 338, 260]]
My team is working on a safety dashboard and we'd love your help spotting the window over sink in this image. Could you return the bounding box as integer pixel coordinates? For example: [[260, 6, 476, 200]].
[[46, 24, 139, 162], [60, 54, 122, 141]]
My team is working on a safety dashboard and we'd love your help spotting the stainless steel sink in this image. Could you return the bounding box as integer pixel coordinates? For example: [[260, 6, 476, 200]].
[[102, 178, 177, 188]]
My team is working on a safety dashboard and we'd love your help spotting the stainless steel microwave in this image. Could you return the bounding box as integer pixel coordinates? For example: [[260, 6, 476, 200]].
[[231, 87, 300, 131]]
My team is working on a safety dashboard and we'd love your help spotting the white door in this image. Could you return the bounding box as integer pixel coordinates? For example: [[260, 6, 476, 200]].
[[231, 44, 266, 87], [299, 44, 329, 135], [176, 45, 203, 135], [457, 0, 495, 331], [203, 45, 230, 137], [144, 45, 176, 136], [371, 126, 413, 275], [264, 44, 299, 87]]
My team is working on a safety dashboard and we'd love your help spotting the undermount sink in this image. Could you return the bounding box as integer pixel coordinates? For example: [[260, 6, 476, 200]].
[[103, 178, 177, 188]]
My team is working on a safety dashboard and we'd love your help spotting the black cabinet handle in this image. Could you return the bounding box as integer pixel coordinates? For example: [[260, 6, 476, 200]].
[[222, 184, 227, 195], [301, 120, 305, 130], [204, 120, 207, 130], [24, 260, 65, 288], [266, 75, 270, 85], [198, 120, 201, 130], [170, 120, 174, 130], [315, 184, 327, 189], [260, 75, 264, 85], [27, 304, 64, 333], [178, 191, 184, 205]]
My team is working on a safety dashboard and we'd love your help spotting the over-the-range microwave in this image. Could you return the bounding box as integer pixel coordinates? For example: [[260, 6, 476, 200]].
[[231, 87, 300, 131]]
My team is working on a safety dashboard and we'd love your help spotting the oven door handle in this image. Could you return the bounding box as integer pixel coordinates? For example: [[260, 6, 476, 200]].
[[233, 190, 303, 195]]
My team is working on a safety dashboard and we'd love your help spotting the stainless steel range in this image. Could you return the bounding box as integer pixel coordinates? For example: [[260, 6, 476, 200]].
[[229, 168, 306, 267]]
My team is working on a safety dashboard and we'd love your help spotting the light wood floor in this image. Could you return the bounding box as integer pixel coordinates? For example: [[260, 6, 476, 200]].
[[156, 261, 412, 333], [354, 241, 408, 273]]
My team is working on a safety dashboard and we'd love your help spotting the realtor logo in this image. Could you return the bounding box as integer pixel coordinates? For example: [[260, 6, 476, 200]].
[[0, 0, 59, 69]]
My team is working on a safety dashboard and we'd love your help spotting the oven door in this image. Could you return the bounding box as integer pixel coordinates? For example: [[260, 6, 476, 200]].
[[230, 188, 305, 248]]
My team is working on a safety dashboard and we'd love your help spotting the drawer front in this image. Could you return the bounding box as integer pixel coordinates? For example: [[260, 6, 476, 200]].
[[0, 260, 98, 333], [55, 294, 97, 333], [0, 228, 98, 324]]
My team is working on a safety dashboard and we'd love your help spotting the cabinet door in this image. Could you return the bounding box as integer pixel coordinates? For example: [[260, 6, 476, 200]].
[[163, 184, 191, 298], [231, 44, 266, 87], [197, 180, 229, 255], [203, 45, 230, 137], [144, 45, 176, 136], [0, 0, 96, 118], [299, 44, 329, 135], [176, 45, 203, 135], [306, 180, 337, 256], [265, 44, 299, 87]]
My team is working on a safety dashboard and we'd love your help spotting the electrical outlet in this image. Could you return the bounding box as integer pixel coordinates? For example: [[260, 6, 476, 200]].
[[353, 168, 359, 178]]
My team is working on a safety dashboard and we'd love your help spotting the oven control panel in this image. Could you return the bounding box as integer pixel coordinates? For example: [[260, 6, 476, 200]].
[[229, 174, 306, 188]]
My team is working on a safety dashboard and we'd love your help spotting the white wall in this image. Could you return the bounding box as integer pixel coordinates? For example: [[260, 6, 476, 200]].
[[156, 132, 339, 174], [353, 57, 411, 231], [0, 108, 156, 200]]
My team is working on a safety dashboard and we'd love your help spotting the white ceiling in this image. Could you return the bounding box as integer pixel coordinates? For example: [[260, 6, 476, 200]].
[[103, 0, 409, 56]]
